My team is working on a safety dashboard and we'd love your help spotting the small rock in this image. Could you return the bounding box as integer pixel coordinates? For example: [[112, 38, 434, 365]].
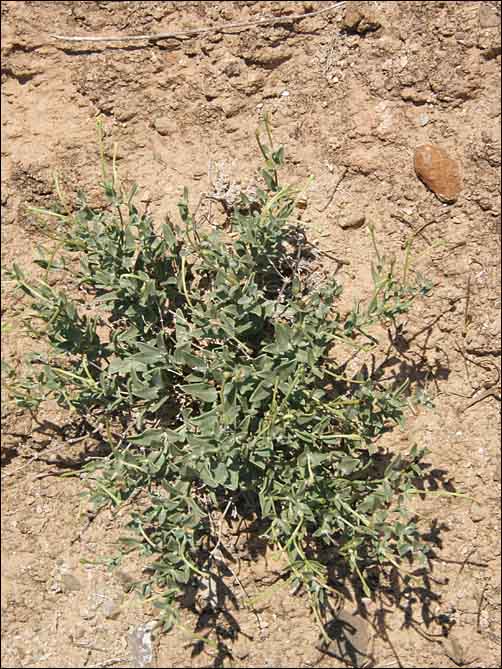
[[481, 45, 502, 60], [31, 430, 51, 447], [401, 87, 430, 104], [477, 197, 492, 211], [233, 646, 250, 660], [104, 144, 126, 160], [222, 59, 241, 78], [183, 41, 199, 57], [114, 569, 136, 593], [296, 195, 308, 210], [494, 453, 501, 482], [220, 97, 245, 118], [342, 6, 381, 34], [478, 610, 490, 631], [479, 4, 500, 29], [61, 572, 82, 592], [343, 6, 364, 31], [206, 32, 222, 44], [343, 146, 381, 174], [418, 113, 430, 127], [50, 581, 63, 594], [442, 634, 465, 665], [70, 625, 86, 641], [153, 117, 176, 136], [102, 594, 123, 620], [234, 71, 265, 95], [128, 621, 159, 668], [339, 214, 366, 230], [262, 84, 280, 99], [80, 607, 95, 621], [357, 13, 381, 34], [324, 610, 370, 668], [470, 501, 485, 523], [115, 109, 136, 123], [414, 144, 462, 203], [243, 47, 293, 68]]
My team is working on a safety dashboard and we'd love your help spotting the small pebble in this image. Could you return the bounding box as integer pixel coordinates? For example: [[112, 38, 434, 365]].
[[128, 621, 159, 668], [80, 607, 95, 621], [442, 635, 465, 666], [153, 116, 176, 136], [115, 569, 136, 593], [339, 214, 366, 230], [493, 455, 501, 482], [102, 594, 123, 620], [61, 573, 81, 592], [470, 501, 485, 523]]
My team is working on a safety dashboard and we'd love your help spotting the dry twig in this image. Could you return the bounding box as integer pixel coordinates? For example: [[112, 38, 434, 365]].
[[1, 442, 67, 479], [50, 3, 346, 43], [317, 167, 348, 213]]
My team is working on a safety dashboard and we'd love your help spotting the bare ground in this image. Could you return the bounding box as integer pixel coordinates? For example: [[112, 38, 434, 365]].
[[1, 2, 501, 668]]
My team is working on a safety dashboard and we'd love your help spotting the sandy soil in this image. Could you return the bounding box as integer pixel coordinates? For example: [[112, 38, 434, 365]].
[[1, 2, 501, 668]]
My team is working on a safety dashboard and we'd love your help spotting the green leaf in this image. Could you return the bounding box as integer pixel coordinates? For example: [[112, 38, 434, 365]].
[[338, 456, 361, 476], [249, 379, 271, 404], [227, 468, 240, 491], [398, 542, 413, 557], [129, 429, 165, 447], [199, 463, 217, 488], [272, 146, 284, 166], [173, 349, 207, 371], [191, 408, 217, 433], [274, 322, 291, 352], [319, 433, 362, 444], [131, 385, 159, 401], [275, 358, 297, 381], [132, 342, 166, 364], [213, 462, 228, 486], [180, 383, 217, 403]]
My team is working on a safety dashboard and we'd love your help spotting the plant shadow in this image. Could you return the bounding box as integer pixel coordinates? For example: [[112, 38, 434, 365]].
[[312, 453, 463, 668]]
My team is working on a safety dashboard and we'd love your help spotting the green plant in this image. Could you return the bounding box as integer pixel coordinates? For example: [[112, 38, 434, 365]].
[[7, 117, 433, 635]]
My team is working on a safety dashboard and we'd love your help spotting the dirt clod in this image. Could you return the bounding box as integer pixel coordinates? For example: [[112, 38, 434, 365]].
[[342, 6, 381, 34]]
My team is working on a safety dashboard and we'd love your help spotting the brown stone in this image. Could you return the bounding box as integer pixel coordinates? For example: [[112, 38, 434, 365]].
[[414, 144, 462, 203], [343, 7, 364, 31], [342, 6, 381, 34]]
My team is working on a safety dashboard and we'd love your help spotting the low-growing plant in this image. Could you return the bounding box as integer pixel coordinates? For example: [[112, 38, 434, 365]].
[[7, 117, 433, 635]]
